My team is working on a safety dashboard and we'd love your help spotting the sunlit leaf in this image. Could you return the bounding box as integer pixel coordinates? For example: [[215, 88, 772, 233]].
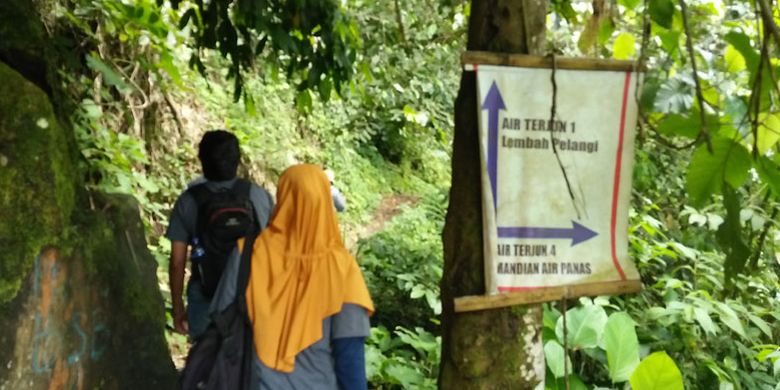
[[613, 33, 636, 60], [724, 32, 760, 79], [725, 45, 747, 73], [700, 80, 720, 108], [757, 113, 780, 155], [630, 352, 684, 390]]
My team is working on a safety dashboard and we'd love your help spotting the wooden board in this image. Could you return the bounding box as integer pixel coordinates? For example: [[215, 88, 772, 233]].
[[453, 280, 642, 313], [462, 51, 644, 72]]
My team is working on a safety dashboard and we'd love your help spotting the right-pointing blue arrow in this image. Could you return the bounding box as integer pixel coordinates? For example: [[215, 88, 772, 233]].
[[497, 221, 598, 246]]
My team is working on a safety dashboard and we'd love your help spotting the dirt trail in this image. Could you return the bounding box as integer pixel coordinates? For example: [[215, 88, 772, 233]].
[[343, 194, 420, 250]]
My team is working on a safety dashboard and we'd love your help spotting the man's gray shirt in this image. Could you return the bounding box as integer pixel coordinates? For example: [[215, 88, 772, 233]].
[[165, 178, 274, 244]]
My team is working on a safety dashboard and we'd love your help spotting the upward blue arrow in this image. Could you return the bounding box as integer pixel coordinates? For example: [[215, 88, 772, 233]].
[[482, 81, 505, 210]]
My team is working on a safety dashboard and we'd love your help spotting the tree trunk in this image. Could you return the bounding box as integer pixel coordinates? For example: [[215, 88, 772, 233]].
[[439, 0, 547, 388]]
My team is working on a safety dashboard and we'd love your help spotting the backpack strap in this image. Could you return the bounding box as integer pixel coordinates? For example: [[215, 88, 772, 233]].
[[231, 178, 252, 198], [187, 182, 212, 210], [237, 231, 256, 315], [232, 178, 259, 233], [186, 182, 212, 236]]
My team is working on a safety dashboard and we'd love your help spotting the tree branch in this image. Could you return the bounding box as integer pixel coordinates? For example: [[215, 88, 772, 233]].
[[679, 0, 713, 153], [748, 205, 777, 271], [393, 0, 407, 43], [163, 91, 185, 137], [756, 0, 780, 46]]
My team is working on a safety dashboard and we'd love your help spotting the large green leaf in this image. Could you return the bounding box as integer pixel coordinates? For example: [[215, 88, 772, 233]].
[[656, 114, 699, 138], [603, 312, 640, 382], [630, 352, 684, 390], [544, 340, 572, 378], [555, 304, 608, 350], [649, 0, 675, 29], [724, 32, 760, 79], [686, 137, 751, 207]]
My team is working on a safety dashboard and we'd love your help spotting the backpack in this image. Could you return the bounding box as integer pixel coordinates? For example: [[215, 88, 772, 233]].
[[188, 179, 256, 297], [180, 233, 256, 390]]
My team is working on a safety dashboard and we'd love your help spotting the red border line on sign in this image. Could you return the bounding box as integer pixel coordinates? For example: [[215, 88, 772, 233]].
[[498, 286, 538, 293], [609, 72, 631, 281]]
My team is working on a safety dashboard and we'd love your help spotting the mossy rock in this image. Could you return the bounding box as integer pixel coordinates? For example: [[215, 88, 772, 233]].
[[0, 61, 76, 304], [0, 62, 176, 389]]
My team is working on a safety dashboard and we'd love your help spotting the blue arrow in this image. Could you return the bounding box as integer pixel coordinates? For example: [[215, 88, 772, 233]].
[[497, 221, 598, 246], [482, 81, 505, 209]]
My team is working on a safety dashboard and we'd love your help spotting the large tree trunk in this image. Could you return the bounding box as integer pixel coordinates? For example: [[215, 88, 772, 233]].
[[439, 0, 547, 388]]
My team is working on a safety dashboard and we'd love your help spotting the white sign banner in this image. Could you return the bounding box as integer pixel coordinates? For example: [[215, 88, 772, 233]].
[[475, 62, 641, 295]]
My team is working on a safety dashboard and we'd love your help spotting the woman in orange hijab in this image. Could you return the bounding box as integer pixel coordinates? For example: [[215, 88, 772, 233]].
[[241, 164, 374, 389]]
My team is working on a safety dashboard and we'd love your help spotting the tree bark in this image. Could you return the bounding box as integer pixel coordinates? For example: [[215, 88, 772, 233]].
[[439, 0, 547, 388]]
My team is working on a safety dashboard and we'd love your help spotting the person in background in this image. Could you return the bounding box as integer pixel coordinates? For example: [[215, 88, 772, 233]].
[[210, 164, 374, 389], [325, 168, 347, 212], [166, 130, 274, 339]]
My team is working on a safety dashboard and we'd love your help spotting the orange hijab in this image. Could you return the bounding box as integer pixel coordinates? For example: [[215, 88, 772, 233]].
[[244, 164, 374, 372]]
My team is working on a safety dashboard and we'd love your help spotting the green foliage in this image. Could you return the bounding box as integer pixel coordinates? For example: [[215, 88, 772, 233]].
[[359, 192, 446, 332], [173, 0, 360, 101], [366, 326, 439, 390]]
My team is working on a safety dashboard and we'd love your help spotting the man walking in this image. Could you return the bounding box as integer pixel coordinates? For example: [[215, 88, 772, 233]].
[[166, 130, 274, 339]]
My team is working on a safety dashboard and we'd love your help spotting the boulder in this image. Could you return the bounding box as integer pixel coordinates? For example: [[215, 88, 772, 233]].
[[0, 62, 177, 389]]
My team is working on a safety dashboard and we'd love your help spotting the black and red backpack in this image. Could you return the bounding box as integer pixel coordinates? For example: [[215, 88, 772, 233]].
[[188, 179, 257, 297]]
